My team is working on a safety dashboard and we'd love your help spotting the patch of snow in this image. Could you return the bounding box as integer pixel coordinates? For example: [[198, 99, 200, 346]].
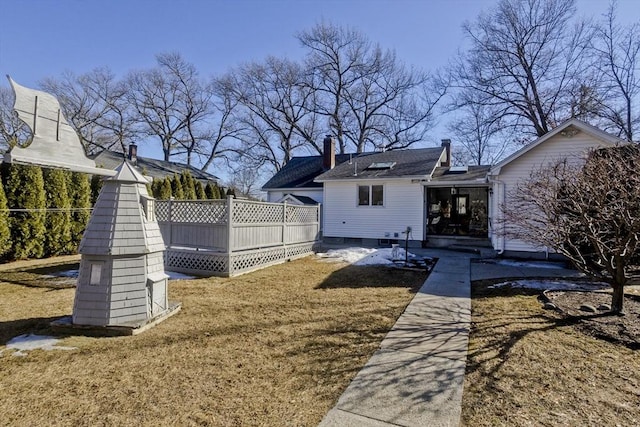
[[355, 248, 416, 266], [49, 269, 194, 281], [50, 269, 79, 278], [317, 247, 416, 266], [166, 271, 197, 280], [317, 247, 376, 264], [4, 334, 76, 357], [488, 280, 608, 291], [486, 259, 568, 270]]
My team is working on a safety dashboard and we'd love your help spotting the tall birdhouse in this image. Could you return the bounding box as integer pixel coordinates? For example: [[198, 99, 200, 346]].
[[5, 77, 178, 333], [72, 161, 170, 327]]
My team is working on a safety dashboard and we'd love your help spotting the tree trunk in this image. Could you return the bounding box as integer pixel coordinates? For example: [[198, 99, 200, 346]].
[[611, 283, 625, 314]]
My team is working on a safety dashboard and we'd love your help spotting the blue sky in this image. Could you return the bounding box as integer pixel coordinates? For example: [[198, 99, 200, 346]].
[[0, 0, 637, 168]]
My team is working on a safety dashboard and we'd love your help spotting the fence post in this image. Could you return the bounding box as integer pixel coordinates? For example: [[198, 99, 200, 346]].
[[316, 203, 321, 241], [167, 199, 173, 247], [282, 201, 288, 249], [226, 195, 234, 276]]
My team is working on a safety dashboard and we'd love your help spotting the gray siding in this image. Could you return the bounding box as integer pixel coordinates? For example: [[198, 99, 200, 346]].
[[74, 161, 169, 327]]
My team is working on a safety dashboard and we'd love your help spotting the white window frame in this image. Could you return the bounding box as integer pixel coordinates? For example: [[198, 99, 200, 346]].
[[89, 262, 103, 286], [357, 184, 384, 207]]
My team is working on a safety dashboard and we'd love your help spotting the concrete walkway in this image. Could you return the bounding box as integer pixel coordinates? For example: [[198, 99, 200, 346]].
[[319, 249, 475, 427]]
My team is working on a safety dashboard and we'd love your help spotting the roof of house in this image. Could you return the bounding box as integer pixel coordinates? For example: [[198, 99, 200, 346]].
[[315, 147, 445, 182], [262, 153, 355, 190], [92, 150, 219, 183], [279, 194, 320, 205], [429, 165, 491, 184], [490, 118, 624, 175]]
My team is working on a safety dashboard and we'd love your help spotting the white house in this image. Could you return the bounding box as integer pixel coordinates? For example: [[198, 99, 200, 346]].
[[315, 140, 491, 247], [263, 119, 624, 256], [488, 118, 623, 256]]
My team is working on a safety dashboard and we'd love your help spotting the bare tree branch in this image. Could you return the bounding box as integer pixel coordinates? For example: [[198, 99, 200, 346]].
[[501, 144, 640, 312]]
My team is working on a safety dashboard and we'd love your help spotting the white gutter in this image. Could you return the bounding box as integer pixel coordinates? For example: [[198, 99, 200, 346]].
[[315, 175, 431, 183]]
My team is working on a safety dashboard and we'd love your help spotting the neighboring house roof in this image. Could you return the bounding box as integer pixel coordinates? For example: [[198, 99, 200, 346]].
[[315, 147, 444, 182], [262, 153, 355, 190], [429, 165, 491, 184], [277, 194, 320, 205], [489, 118, 624, 175], [92, 150, 219, 183]]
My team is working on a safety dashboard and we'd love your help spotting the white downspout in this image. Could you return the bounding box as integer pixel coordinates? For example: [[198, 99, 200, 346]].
[[488, 177, 506, 255]]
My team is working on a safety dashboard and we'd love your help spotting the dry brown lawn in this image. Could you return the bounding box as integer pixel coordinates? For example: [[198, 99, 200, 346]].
[[462, 285, 640, 427], [0, 255, 424, 426]]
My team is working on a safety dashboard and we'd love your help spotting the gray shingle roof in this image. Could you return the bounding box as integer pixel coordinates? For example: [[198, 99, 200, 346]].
[[92, 151, 219, 184], [282, 194, 319, 205], [262, 153, 355, 190], [79, 165, 165, 256], [429, 165, 491, 183], [315, 147, 444, 181]]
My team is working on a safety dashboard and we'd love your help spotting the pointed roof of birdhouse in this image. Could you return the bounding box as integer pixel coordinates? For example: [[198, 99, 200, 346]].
[[79, 163, 164, 256], [109, 161, 151, 184]]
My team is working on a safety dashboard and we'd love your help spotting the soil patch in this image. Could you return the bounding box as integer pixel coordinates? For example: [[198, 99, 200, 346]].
[[474, 278, 640, 349], [545, 290, 640, 350]]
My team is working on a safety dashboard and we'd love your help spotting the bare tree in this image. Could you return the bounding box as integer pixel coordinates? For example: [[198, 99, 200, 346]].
[[196, 79, 246, 172], [448, 91, 508, 165], [590, 1, 640, 141], [298, 23, 362, 153], [502, 145, 640, 313], [453, 0, 590, 139], [127, 52, 211, 163], [299, 22, 443, 153], [220, 56, 320, 171], [40, 68, 133, 155], [224, 164, 265, 200], [0, 86, 31, 150], [376, 75, 446, 151]]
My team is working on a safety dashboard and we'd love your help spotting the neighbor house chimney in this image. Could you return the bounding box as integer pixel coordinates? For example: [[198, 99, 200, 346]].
[[323, 135, 335, 170], [128, 143, 138, 166], [440, 139, 451, 167]]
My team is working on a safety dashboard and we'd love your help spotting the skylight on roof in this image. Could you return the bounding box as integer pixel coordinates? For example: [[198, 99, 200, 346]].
[[448, 165, 469, 173], [366, 161, 396, 170]]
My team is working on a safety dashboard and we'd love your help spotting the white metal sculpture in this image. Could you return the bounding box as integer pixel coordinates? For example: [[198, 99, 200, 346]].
[[4, 77, 178, 333], [4, 76, 115, 176]]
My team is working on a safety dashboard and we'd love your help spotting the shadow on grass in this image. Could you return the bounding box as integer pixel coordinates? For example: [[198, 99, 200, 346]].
[[316, 264, 427, 290], [0, 316, 63, 345], [0, 262, 79, 290], [466, 281, 639, 384], [283, 307, 470, 424]]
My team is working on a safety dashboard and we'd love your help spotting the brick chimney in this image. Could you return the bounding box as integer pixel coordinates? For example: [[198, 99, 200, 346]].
[[128, 144, 138, 166], [323, 135, 335, 170], [440, 139, 451, 167]]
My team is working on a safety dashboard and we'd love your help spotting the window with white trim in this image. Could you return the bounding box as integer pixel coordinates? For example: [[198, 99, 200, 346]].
[[357, 184, 384, 206], [90, 263, 103, 286]]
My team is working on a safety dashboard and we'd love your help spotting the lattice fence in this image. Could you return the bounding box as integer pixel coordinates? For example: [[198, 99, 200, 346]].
[[156, 200, 227, 224], [156, 197, 320, 277]]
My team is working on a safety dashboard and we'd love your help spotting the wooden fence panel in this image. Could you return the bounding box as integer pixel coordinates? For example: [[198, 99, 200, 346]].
[[156, 198, 320, 277]]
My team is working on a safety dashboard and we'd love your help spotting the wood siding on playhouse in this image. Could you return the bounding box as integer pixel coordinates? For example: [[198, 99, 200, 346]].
[[491, 129, 618, 253], [74, 162, 168, 327], [322, 180, 424, 240]]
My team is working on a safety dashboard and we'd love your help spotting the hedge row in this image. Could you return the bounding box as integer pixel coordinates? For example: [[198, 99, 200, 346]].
[[0, 164, 91, 260], [0, 166, 224, 261]]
